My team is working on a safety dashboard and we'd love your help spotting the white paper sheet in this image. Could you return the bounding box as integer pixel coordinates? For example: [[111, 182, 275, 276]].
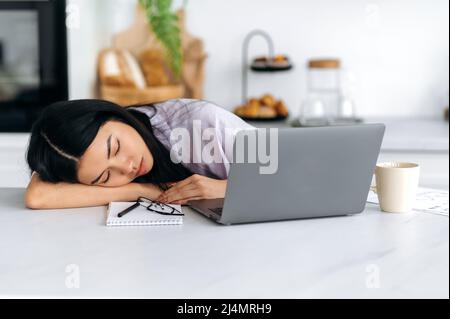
[[367, 187, 449, 217]]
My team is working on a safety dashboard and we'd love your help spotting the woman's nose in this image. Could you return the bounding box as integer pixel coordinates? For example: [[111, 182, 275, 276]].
[[111, 157, 137, 176]]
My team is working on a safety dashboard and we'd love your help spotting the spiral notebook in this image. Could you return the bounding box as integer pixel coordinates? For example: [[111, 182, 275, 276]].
[[106, 201, 183, 226]]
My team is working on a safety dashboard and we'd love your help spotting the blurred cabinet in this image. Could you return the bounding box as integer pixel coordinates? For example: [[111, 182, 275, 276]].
[[0, 134, 30, 188]]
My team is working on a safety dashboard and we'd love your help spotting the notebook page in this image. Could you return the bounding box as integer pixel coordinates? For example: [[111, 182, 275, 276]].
[[106, 202, 183, 226]]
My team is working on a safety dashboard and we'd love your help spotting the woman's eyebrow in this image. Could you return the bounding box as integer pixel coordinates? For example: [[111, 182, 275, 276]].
[[90, 135, 112, 184]]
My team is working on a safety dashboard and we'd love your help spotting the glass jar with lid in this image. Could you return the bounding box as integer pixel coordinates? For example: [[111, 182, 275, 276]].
[[299, 59, 342, 126]]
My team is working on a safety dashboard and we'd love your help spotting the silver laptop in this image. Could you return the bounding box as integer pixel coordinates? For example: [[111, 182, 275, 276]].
[[188, 124, 385, 225]]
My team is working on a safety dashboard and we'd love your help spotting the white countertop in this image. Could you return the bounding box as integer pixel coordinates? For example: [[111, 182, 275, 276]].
[[367, 118, 449, 152], [0, 188, 448, 298], [0, 133, 30, 149], [249, 117, 449, 153]]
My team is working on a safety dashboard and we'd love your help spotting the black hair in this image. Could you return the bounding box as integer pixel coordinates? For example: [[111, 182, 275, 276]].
[[26, 99, 192, 188]]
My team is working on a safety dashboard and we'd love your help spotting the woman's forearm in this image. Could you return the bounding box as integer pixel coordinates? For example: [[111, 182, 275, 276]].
[[25, 173, 162, 209]]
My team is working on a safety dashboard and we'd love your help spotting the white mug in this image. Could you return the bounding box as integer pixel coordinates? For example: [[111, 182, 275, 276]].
[[371, 162, 420, 213]]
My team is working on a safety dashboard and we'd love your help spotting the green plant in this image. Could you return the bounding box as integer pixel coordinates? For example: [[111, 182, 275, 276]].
[[139, 0, 183, 78]]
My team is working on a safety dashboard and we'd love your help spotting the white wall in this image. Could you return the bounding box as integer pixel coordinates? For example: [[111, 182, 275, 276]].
[[68, 0, 450, 118], [67, 0, 137, 100]]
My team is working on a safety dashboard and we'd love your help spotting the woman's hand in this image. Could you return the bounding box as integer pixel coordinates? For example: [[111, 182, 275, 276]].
[[156, 174, 227, 205], [135, 183, 163, 199]]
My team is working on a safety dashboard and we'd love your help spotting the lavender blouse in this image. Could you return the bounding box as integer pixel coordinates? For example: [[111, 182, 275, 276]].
[[131, 99, 254, 180]]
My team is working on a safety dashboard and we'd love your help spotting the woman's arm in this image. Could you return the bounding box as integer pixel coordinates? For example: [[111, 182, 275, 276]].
[[156, 174, 227, 205], [25, 172, 162, 210]]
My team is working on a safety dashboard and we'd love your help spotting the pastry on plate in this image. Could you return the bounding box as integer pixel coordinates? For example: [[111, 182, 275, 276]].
[[258, 105, 277, 118], [260, 94, 276, 108], [233, 94, 289, 119], [274, 100, 289, 117]]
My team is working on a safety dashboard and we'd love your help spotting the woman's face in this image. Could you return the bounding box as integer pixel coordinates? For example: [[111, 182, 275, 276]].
[[77, 120, 153, 187]]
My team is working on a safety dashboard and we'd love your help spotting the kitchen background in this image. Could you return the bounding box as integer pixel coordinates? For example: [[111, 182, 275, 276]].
[[68, 0, 449, 118], [0, 0, 449, 189]]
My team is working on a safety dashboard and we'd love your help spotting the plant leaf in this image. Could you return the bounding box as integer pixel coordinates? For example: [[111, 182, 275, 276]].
[[139, 0, 183, 78]]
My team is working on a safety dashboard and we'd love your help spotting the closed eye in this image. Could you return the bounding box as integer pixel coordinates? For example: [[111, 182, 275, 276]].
[[103, 171, 111, 184], [100, 139, 118, 184]]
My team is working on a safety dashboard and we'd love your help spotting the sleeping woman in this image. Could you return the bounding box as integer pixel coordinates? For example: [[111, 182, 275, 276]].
[[25, 99, 254, 209]]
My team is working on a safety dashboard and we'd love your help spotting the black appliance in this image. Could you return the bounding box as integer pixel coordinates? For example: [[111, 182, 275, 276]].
[[0, 0, 68, 132]]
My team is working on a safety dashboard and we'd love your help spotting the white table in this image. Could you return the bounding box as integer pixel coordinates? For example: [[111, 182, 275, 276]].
[[0, 188, 448, 298]]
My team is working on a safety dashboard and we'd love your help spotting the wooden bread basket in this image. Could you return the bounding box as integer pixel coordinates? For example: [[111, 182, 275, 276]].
[[98, 6, 205, 107], [100, 85, 184, 106]]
